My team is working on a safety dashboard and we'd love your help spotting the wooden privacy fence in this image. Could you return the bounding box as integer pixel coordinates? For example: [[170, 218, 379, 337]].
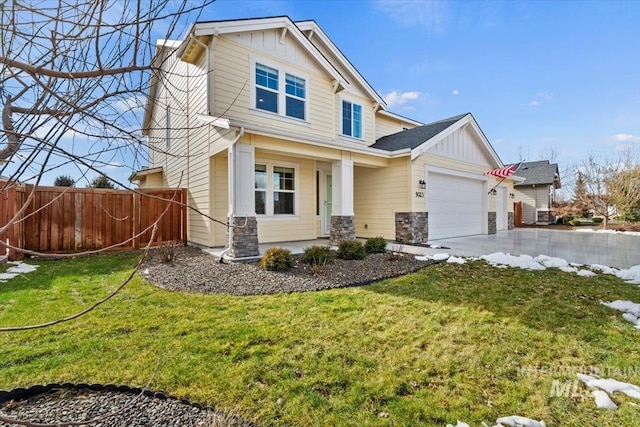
[[0, 183, 187, 260], [513, 201, 523, 227]]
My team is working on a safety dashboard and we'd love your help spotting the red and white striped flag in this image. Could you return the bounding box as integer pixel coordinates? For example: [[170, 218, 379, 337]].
[[484, 164, 519, 179]]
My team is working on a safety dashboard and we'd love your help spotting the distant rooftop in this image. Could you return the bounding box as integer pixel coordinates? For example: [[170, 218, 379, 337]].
[[513, 160, 561, 188]]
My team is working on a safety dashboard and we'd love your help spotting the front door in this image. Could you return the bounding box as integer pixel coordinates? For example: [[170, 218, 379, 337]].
[[321, 172, 332, 236]]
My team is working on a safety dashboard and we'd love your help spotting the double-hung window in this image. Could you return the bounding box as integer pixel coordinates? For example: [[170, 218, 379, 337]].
[[254, 62, 306, 121], [255, 163, 296, 216], [342, 100, 362, 138], [255, 63, 279, 114]]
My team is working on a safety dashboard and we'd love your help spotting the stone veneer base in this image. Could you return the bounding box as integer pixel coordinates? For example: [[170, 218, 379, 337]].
[[330, 216, 355, 245], [395, 212, 428, 244], [230, 216, 259, 258], [488, 212, 497, 235]]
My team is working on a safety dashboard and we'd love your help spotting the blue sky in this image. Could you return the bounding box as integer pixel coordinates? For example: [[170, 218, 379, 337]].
[[200, 0, 640, 174], [11, 0, 638, 188]]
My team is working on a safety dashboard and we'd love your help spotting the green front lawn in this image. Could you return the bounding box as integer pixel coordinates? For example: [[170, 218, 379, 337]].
[[1, 254, 639, 426]]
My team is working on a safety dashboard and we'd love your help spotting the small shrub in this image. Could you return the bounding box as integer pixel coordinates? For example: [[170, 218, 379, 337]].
[[565, 215, 575, 222], [159, 242, 177, 263], [302, 245, 332, 265], [337, 239, 366, 260], [569, 219, 590, 226], [260, 247, 293, 271], [592, 217, 604, 224], [364, 236, 387, 254]]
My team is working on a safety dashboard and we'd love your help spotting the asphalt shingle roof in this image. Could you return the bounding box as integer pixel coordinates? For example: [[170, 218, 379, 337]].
[[370, 113, 469, 151], [513, 161, 561, 187]]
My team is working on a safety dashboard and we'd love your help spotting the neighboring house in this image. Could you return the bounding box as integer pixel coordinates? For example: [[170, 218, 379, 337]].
[[512, 160, 561, 224], [132, 16, 516, 258]]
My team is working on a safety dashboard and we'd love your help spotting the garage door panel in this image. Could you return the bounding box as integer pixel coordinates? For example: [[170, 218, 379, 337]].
[[427, 172, 485, 240]]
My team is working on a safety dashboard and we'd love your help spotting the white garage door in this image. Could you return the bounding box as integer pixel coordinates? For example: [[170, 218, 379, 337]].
[[428, 172, 485, 240]]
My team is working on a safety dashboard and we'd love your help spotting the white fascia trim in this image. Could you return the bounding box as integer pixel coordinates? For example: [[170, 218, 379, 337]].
[[230, 120, 410, 159], [410, 114, 503, 167], [193, 19, 347, 90], [295, 20, 386, 108], [466, 117, 504, 167], [410, 115, 472, 160], [377, 110, 424, 126], [196, 114, 230, 129]]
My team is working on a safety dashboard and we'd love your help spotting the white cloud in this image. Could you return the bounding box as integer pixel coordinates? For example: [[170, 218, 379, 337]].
[[113, 95, 145, 114], [611, 133, 636, 142], [383, 90, 420, 107], [528, 101, 539, 107], [452, 89, 459, 95], [376, 0, 448, 34]]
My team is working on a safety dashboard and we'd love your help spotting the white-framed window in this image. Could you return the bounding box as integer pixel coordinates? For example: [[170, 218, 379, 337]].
[[252, 60, 307, 121], [255, 162, 297, 216], [342, 100, 362, 138], [255, 63, 279, 114]]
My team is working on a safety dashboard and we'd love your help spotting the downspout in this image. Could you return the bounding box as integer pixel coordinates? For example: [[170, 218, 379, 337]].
[[190, 35, 211, 115], [219, 126, 245, 262]]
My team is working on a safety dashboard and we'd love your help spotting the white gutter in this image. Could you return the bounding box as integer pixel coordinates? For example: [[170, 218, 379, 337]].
[[219, 126, 245, 262]]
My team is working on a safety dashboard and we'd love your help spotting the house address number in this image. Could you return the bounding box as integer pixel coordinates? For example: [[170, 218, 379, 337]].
[[415, 191, 425, 198]]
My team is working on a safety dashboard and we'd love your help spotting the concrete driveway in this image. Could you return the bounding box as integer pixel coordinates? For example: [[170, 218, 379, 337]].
[[426, 228, 639, 269]]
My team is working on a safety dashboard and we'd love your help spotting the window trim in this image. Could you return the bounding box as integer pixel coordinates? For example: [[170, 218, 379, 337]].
[[340, 99, 363, 140], [250, 58, 309, 123], [254, 160, 299, 217]]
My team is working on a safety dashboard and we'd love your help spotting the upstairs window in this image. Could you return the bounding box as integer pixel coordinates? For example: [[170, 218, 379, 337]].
[[255, 63, 279, 113], [254, 62, 306, 121], [342, 101, 362, 139], [285, 74, 305, 120]]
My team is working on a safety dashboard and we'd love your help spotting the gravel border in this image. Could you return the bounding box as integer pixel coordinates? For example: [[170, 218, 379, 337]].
[[0, 384, 258, 427], [141, 245, 438, 296]]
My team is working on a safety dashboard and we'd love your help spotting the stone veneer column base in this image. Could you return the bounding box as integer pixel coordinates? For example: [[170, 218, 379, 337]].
[[488, 212, 497, 235], [508, 212, 515, 230], [230, 216, 259, 258], [330, 216, 355, 245], [395, 212, 428, 244]]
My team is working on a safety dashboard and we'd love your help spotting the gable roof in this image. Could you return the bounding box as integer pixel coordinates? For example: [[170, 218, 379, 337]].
[[371, 114, 468, 151], [294, 20, 386, 108], [371, 113, 504, 167], [513, 160, 561, 188]]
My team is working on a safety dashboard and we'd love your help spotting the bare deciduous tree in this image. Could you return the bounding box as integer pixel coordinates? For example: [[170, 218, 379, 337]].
[[0, 0, 215, 186], [575, 149, 640, 228]]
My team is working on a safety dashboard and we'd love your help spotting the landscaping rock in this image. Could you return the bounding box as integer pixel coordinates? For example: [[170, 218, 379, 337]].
[[141, 246, 435, 296]]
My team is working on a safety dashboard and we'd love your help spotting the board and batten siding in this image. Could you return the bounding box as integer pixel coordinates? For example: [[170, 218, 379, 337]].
[[354, 157, 411, 240]]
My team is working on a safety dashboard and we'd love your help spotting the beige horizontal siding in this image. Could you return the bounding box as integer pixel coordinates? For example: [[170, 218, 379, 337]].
[[354, 157, 411, 239]]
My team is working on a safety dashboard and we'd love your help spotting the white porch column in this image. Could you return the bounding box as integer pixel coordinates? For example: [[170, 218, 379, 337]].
[[330, 159, 355, 243], [228, 142, 258, 257], [231, 143, 255, 217], [331, 159, 354, 216]]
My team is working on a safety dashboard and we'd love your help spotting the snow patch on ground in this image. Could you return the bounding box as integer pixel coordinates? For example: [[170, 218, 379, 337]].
[[480, 253, 546, 271], [577, 373, 640, 408], [0, 261, 39, 282], [601, 300, 640, 329], [575, 228, 640, 236], [416, 253, 451, 262], [446, 415, 546, 427]]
